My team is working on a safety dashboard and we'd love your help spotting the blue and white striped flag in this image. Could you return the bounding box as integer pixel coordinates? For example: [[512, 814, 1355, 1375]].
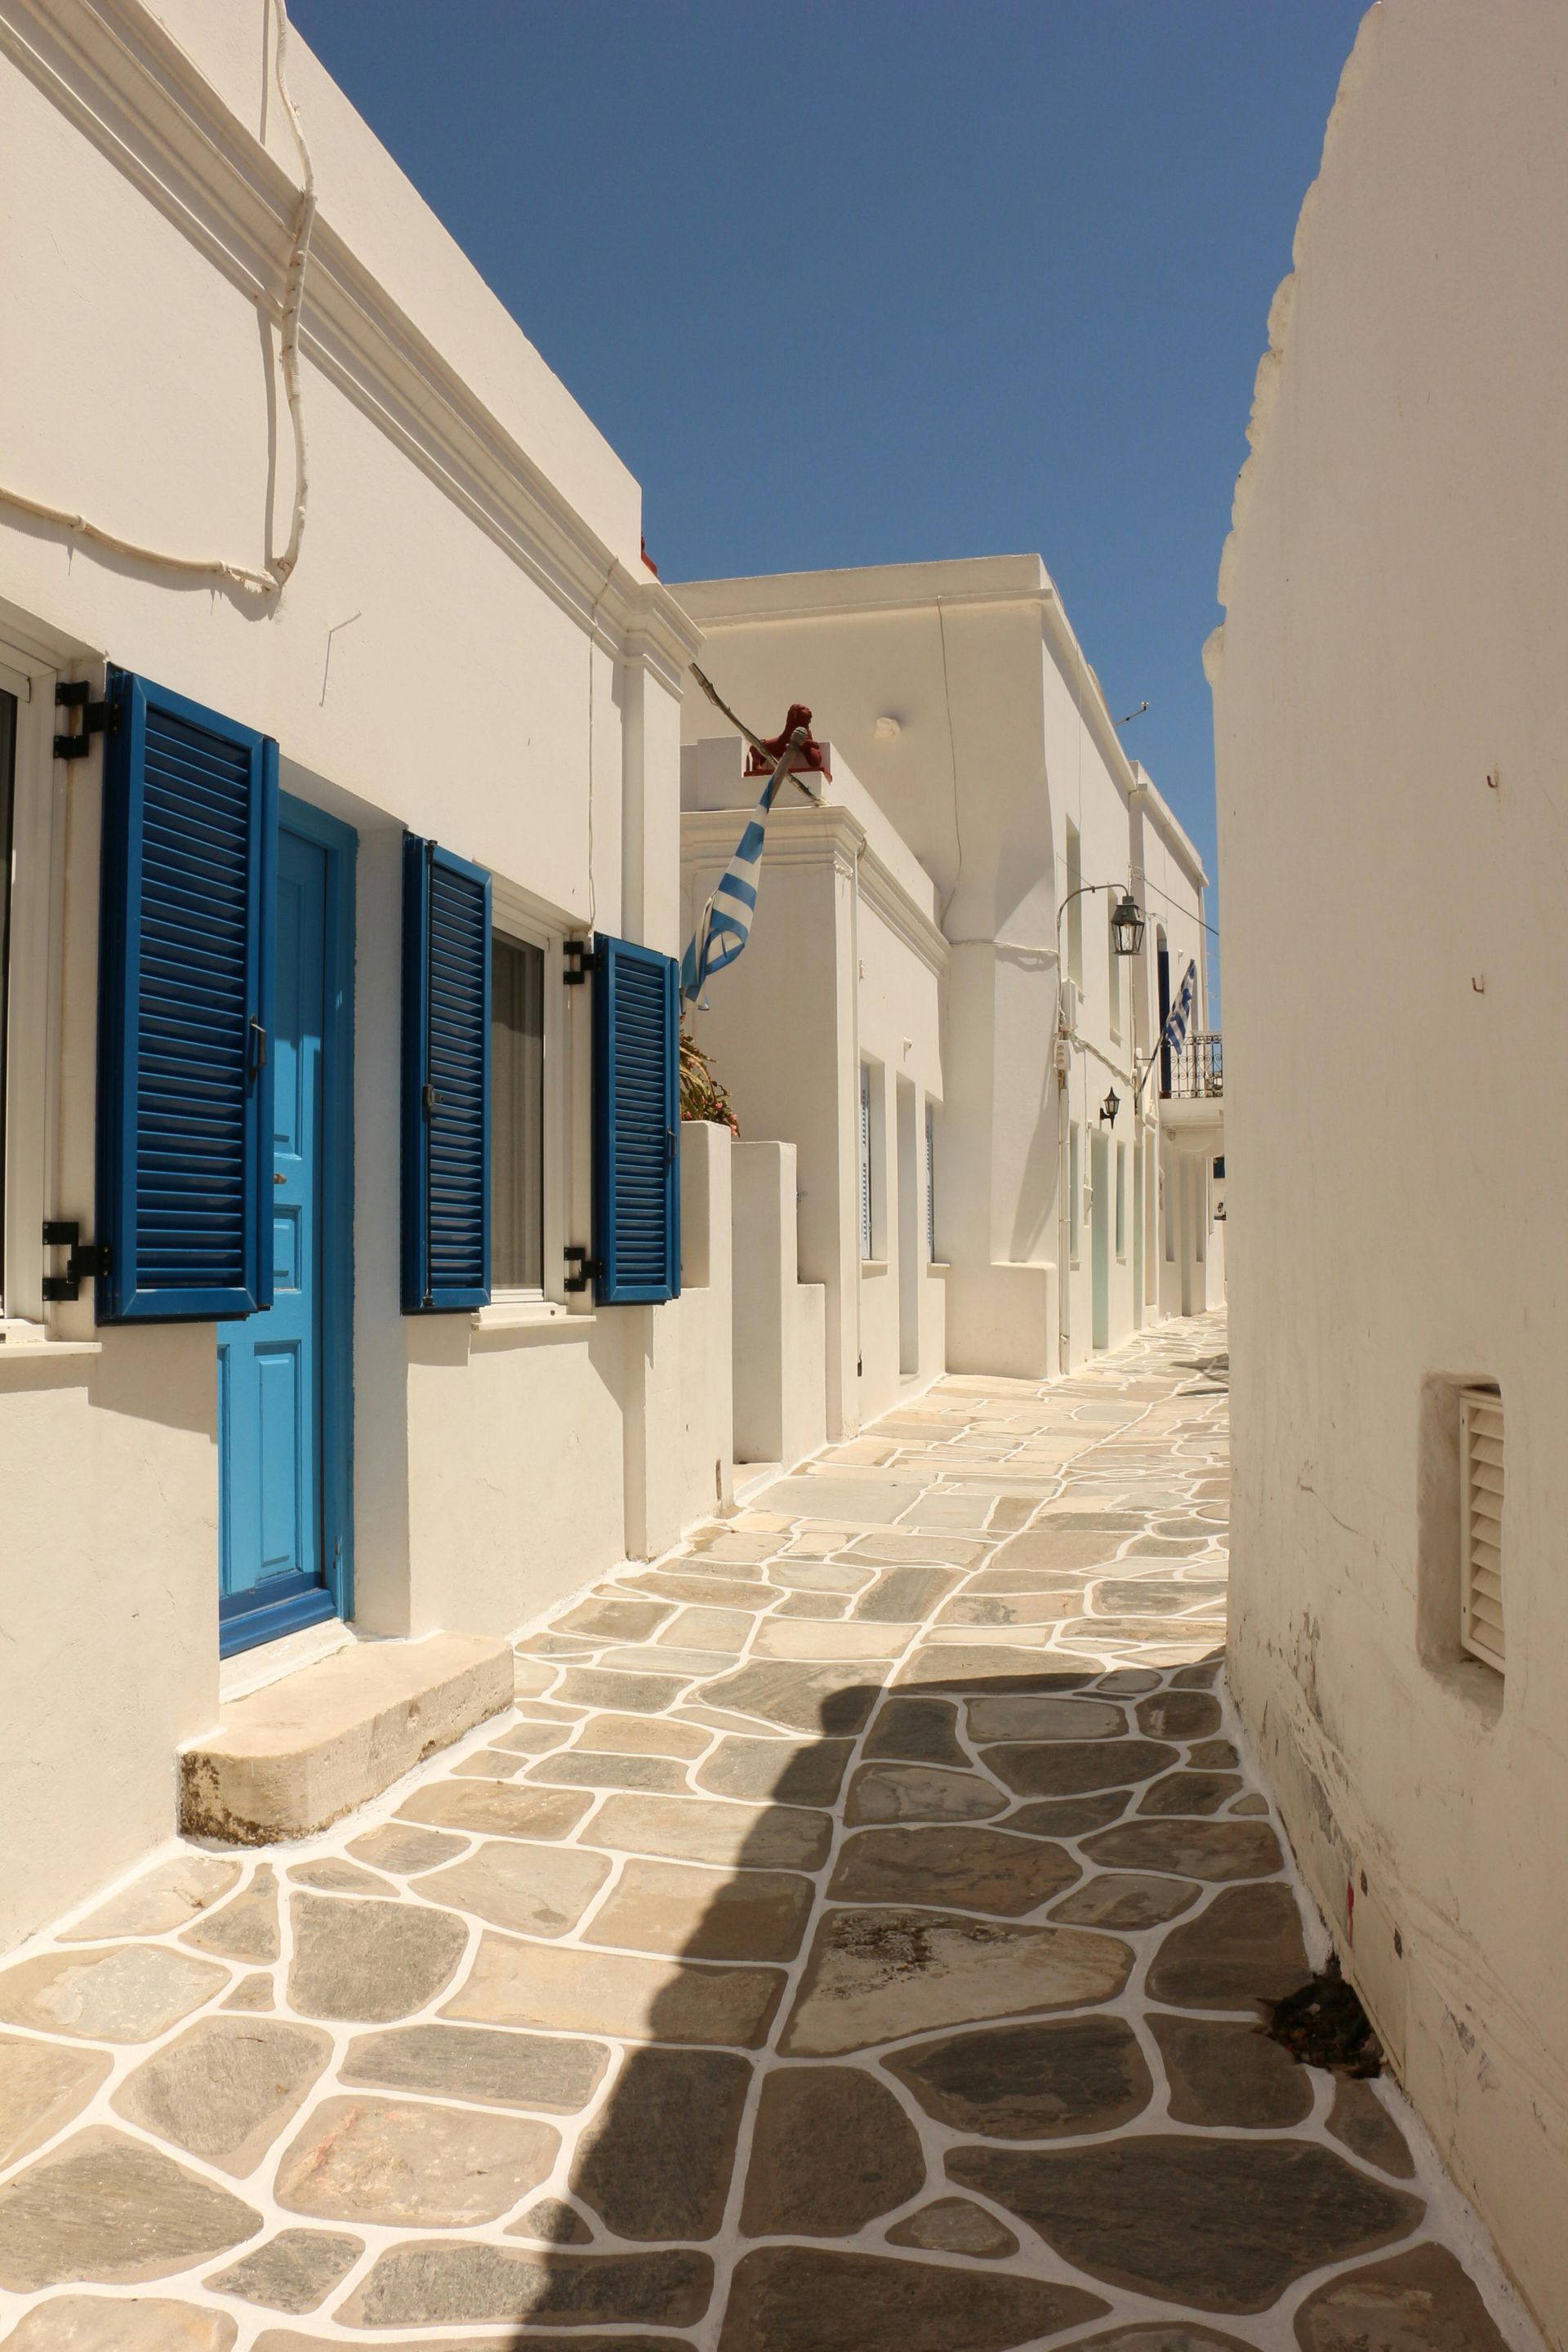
[[680, 764, 782, 1007], [1163, 959, 1197, 1056]]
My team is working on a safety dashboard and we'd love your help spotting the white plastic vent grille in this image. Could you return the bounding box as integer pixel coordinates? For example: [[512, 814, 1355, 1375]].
[[1459, 1387, 1504, 1672]]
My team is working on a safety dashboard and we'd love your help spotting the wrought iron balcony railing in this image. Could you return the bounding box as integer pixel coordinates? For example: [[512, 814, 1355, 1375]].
[[1163, 1031, 1223, 1100]]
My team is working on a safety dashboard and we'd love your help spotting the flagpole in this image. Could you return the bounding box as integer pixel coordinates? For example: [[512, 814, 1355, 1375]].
[[684, 726, 806, 1006]]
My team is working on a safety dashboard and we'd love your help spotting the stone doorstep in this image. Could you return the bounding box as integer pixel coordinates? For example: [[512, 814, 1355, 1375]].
[[178, 1633, 514, 1845]]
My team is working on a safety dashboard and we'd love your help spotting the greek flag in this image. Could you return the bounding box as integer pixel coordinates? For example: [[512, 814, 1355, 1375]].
[[680, 764, 781, 1007], [1163, 959, 1197, 1055]]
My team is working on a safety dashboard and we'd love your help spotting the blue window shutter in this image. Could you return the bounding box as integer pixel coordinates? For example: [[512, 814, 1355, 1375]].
[[97, 667, 276, 1321], [592, 933, 681, 1304], [402, 834, 491, 1311]]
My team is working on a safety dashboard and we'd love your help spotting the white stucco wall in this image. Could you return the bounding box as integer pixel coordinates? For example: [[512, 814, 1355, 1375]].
[[680, 738, 947, 1438], [1209, 2, 1567, 2336], [672, 561, 1212, 1378], [0, 0, 703, 1948], [730, 1140, 826, 1476]]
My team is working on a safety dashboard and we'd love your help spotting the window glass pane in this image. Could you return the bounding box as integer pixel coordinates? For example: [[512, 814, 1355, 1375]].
[[491, 931, 544, 1290], [0, 691, 15, 1307]]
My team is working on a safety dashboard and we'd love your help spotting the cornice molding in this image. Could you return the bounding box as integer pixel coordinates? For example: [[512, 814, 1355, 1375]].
[[0, 0, 700, 666], [680, 804, 949, 978], [678, 581, 1057, 630]]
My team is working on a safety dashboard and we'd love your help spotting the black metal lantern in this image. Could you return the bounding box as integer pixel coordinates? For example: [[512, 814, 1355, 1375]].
[[1111, 892, 1146, 956], [1100, 1088, 1120, 1126]]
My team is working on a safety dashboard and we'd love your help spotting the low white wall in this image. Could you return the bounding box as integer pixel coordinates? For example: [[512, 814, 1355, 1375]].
[[732, 1140, 826, 1473], [677, 1121, 736, 1525]]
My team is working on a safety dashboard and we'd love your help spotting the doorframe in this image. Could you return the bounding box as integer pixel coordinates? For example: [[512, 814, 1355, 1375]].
[[219, 795, 355, 1658]]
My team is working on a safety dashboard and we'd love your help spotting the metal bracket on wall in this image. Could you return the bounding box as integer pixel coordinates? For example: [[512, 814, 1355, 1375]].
[[41, 1220, 111, 1301], [563, 939, 601, 986], [564, 1246, 601, 1293], [52, 679, 114, 762]]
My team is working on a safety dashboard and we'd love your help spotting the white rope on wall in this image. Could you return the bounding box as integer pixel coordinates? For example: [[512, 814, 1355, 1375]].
[[0, 0, 316, 599]]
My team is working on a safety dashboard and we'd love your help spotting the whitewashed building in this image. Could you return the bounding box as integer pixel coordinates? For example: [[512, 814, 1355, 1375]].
[[675, 558, 1222, 1428], [0, 0, 733, 1947], [1209, 0, 1567, 2338]]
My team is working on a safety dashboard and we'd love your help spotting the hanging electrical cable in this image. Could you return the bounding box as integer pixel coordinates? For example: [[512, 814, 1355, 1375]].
[[0, 0, 315, 599], [265, 0, 317, 588]]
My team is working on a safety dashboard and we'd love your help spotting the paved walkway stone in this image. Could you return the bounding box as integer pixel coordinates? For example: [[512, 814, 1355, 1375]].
[[574, 2047, 751, 2238], [1293, 2243, 1514, 2350], [0, 1313, 1530, 2351], [0, 1949, 226, 2045], [782, 1907, 1132, 2053], [182, 1866, 280, 1961], [889, 2013, 1152, 2136], [740, 2065, 924, 2235], [340, 2020, 605, 2111], [415, 1838, 609, 1936], [203, 2228, 361, 2314], [57, 1860, 240, 1944], [0, 2130, 260, 2289], [716, 2245, 1107, 2350], [830, 1823, 1077, 1913], [273, 2095, 557, 2226], [949, 2137, 1423, 2311], [336, 2242, 712, 2328], [887, 2195, 1019, 2257], [1327, 2074, 1418, 2177], [111, 2018, 332, 2173], [586, 1859, 811, 1960], [1150, 2012, 1315, 2129], [1, 2297, 238, 2347], [0, 2042, 109, 2174], [285, 1893, 467, 2022], [445, 1934, 784, 2045]]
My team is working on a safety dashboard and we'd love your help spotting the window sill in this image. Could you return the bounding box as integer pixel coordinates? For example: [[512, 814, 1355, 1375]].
[[0, 1324, 102, 1367], [859, 1258, 889, 1276], [471, 1300, 595, 1338], [926, 1260, 951, 1273]]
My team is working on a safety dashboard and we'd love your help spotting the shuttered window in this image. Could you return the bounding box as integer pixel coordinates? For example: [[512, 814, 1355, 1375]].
[[97, 668, 275, 1321], [592, 932, 680, 1304], [924, 1100, 937, 1262], [403, 835, 491, 1312], [1459, 1387, 1505, 1673]]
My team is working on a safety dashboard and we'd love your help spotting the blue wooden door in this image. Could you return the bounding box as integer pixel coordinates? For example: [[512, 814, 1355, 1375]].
[[219, 807, 350, 1655]]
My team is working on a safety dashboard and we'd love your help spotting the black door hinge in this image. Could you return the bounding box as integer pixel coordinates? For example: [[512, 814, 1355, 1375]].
[[53, 680, 115, 762], [563, 939, 601, 986], [42, 1219, 111, 1300], [564, 1246, 601, 1292]]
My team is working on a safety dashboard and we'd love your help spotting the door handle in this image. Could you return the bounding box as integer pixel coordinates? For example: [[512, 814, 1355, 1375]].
[[250, 1018, 269, 1073]]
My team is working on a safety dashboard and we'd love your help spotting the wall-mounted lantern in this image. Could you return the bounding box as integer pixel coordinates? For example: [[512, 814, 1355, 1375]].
[[1100, 1089, 1120, 1126], [1111, 892, 1146, 956]]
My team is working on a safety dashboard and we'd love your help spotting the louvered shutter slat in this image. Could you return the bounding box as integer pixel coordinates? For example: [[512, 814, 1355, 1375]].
[[96, 669, 274, 1321], [591, 933, 680, 1304], [1459, 1388, 1506, 1673], [402, 835, 491, 1312]]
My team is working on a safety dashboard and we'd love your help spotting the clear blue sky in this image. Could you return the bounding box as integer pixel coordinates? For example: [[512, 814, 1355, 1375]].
[[292, 0, 1368, 953]]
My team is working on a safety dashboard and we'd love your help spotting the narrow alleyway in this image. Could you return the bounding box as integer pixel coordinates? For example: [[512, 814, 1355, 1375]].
[[0, 1313, 1523, 2350]]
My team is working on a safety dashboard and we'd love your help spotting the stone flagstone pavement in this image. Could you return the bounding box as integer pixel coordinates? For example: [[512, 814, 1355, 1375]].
[[0, 1312, 1536, 2351]]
